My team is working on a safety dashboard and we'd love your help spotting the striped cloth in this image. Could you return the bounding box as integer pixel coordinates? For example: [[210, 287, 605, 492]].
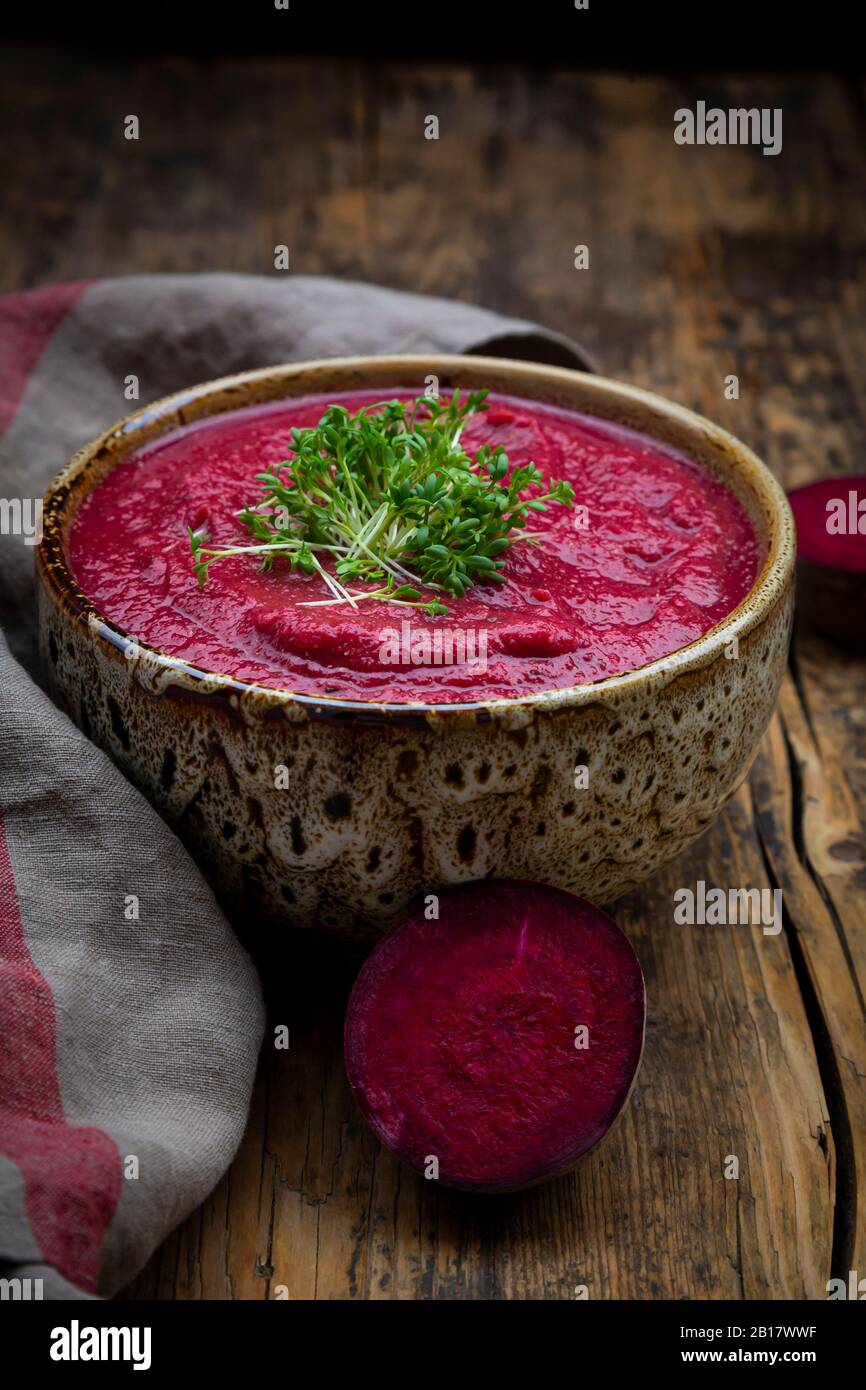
[[0, 274, 590, 1297]]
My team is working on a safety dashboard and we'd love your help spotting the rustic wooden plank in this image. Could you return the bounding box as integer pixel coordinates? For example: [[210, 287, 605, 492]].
[[0, 50, 372, 289], [752, 683, 866, 1280]]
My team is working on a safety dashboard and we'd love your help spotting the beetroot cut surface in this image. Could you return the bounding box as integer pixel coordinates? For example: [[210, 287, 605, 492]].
[[788, 475, 866, 573], [343, 880, 646, 1192], [788, 476, 866, 646]]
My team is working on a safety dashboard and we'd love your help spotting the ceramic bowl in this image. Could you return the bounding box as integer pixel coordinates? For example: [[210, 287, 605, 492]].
[[37, 355, 795, 940]]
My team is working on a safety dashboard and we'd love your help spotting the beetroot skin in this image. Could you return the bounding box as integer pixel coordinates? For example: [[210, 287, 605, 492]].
[[343, 880, 646, 1192]]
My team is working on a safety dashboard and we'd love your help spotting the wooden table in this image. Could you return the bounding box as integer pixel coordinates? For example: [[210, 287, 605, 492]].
[[3, 50, 864, 1300]]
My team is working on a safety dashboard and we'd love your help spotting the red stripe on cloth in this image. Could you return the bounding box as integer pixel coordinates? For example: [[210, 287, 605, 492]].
[[0, 809, 123, 1293], [0, 281, 91, 437]]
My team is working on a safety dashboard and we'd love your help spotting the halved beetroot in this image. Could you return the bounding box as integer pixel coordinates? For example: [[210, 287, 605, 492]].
[[344, 880, 645, 1192], [789, 476, 866, 645]]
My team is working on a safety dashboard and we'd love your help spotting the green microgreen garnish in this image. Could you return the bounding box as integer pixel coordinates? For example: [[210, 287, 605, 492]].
[[189, 390, 574, 614]]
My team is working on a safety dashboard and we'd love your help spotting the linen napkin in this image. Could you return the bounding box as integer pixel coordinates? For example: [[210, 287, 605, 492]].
[[0, 272, 592, 1298]]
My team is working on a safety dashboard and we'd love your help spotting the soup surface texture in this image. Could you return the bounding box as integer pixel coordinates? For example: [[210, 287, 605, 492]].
[[70, 390, 760, 703]]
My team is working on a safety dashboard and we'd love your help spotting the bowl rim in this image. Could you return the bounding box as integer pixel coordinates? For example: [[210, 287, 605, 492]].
[[37, 353, 796, 724]]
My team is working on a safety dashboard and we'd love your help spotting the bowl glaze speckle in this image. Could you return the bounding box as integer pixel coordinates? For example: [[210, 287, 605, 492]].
[[37, 355, 795, 940]]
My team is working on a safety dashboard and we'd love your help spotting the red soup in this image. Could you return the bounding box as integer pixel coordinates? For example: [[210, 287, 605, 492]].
[[69, 390, 760, 703]]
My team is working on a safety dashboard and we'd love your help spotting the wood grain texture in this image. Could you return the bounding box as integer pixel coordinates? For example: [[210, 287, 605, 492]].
[[2, 49, 863, 1299]]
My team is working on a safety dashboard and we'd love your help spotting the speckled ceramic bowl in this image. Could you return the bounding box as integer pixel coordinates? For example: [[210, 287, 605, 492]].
[[37, 356, 795, 941]]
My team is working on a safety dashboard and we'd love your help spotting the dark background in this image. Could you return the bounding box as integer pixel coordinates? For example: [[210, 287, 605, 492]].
[[0, 0, 857, 69]]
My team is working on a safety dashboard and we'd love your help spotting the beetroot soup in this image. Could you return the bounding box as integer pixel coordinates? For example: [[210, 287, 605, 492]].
[[69, 391, 760, 703]]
